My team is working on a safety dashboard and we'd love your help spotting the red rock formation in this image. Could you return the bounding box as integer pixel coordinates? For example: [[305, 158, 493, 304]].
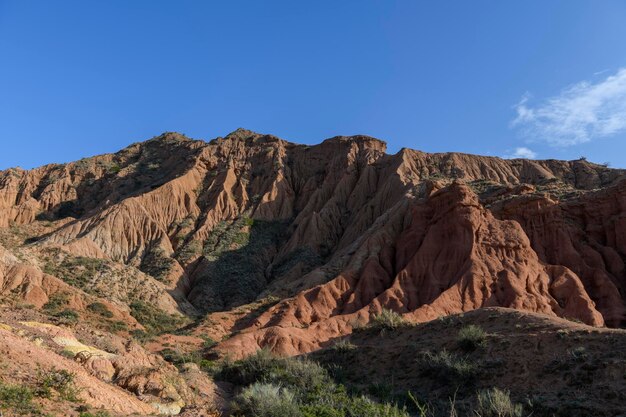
[[1, 129, 626, 358]]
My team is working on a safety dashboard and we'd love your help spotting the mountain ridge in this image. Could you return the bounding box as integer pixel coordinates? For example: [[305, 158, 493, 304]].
[[3, 130, 626, 415], [2, 131, 625, 342]]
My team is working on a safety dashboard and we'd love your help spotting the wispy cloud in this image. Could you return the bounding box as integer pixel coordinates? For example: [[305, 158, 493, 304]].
[[512, 68, 626, 146], [504, 147, 537, 159]]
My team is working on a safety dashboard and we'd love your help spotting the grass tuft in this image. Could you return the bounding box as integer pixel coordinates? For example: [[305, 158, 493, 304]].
[[457, 325, 487, 352], [370, 309, 406, 331], [475, 388, 523, 417]]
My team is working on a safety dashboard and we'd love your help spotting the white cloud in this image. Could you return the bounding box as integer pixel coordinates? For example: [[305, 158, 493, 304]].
[[505, 147, 537, 159], [512, 68, 626, 146]]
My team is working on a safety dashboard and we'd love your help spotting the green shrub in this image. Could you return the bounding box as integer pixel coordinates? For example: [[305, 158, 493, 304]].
[[367, 382, 393, 401], [331, 338, 357, 353], [0, 382, 37, 414], [129, 300, 186, 335], [219, 349, 331, 394], [53, 308, 80, 325], [139, 247, 175, 282], [474, 388, 523, 417], [417, 350, 478, 383], [130, 329, 151, 343], [220, 350, 410, 417], [198, 359, 220, 374], [340, 396, 410, 417], [36, 368, 80, 402], [300, 404, 345, 417], [87, 302, 113, 318], [176, 241, 202, 265], [300, 387, 409, 417], [568, 346, 588, 361], [457, 325, 487, 351], [108, 163, 121, 174], [79, 411, 112, 417], [42, 292, 69, 311], [43, 254, 107, 291], [197, 219, 289, 311], [200, 335, 217, 349], [160, 348, 204, 369], [105, 320, 128, 333], [370, 309, 405, 331], [60, 349, 76, 359], [232, 383, 301, 417]]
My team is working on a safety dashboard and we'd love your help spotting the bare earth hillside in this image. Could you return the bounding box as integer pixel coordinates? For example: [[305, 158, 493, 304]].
[[1, 130, 626, 416]]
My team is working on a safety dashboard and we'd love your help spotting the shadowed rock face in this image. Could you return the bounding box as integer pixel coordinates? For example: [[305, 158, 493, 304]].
[[2, 129, 626, 357]]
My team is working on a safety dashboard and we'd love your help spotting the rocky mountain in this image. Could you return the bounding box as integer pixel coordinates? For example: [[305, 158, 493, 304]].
[[2, 129, 626, 416]]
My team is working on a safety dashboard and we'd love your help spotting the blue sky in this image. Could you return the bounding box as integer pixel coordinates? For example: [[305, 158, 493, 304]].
[[1, 1, 626, 169]]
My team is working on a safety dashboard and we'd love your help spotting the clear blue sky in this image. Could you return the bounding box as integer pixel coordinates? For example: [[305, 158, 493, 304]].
[[1, 1, 626, 169]]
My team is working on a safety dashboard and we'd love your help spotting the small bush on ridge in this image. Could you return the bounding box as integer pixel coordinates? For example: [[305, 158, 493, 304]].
[[417, 350, 478, 384], [222, 349, 410, 417], [475, 388, 523, 417], [87, 302, 113, 318], [36, 368, 80, 402], [231, 383, 301, 417], [218, 349, 330, 394], [79, 411, 112, 417], [370, 309, 405, 331], [457, 325, 487, 351], [0, 382, 37, 414], [331, 338, 357, 353], [53, 308, 80, 325]]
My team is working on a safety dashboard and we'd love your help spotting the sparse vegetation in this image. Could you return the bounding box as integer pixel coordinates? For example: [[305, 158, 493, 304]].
[[159, 348, 204, 369], [105, 320, 128, 333], [87, 302, 113, 318], [200, 335, 217, 349], [176, 240, 202, 264], [417, 350, 478, 384], [474, 388, 523, 417], [370, 309, 406, 331], [42, 293, 80, 325], [42, 292, 69, 312], [79, 411, 112, 417], [231, 383, 301, 417], [202, 217, 253, 259], [52, 308, 80, 325], [468, 179, 497, 194], [139, 247, 175, 282], [218, 349, 330, 392], [568, 346, 588, 361], [129, 301, 186, 337], [220, 349, 410, 416], [0, 382, 38, 415], [36, 368, 80, 402], [457, 325, 487, 351], [272, 246, 323, 279], [332, 338, 357, 353], [43, 252, 107, 291], [196, 218, 288, 311], [108, 163, 121, 174]]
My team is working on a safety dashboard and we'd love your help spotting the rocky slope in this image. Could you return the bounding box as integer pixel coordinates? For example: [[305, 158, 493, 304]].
[[311, 307, 626, 417], [1, 129, 626, 415], [2, 131, 626, 344]]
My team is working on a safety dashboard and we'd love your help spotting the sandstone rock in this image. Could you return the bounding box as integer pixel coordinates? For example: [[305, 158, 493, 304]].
[[2, 130, 626, 360]]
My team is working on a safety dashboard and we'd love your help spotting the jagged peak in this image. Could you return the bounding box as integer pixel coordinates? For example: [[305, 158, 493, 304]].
[[321, 134, 387, 152], [148, 131, 192, 143], [224, 128, 263, 141]]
